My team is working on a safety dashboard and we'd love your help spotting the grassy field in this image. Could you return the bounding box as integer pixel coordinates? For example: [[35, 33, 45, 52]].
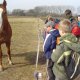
[[0, 17, 46, 80]]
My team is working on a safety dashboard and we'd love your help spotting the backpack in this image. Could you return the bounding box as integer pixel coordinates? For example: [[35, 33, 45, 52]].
[[72, 25, 80, 36], [66, 51, 80, 79], [69, 17, 80, 36], [56, 44, 80, 79], [63, 41, 80, 79], [70, 19, 80, 37]]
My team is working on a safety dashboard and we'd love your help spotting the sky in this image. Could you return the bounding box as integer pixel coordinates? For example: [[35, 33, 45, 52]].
[[0, 0, 80, 11]]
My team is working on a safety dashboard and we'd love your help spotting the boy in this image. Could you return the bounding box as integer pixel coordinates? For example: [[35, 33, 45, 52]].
[[43, 16, 54, 40], [45, 15, 54, 24], [43, 21, 60, 80], [51, 19, 79, 80]]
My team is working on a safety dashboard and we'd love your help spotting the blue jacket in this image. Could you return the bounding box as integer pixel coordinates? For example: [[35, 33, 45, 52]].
[[43, 29, 60, 59]]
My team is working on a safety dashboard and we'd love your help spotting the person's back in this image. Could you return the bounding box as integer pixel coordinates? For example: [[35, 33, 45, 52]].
[[44, 29, 60, 59], [51, 19, 74, 80]]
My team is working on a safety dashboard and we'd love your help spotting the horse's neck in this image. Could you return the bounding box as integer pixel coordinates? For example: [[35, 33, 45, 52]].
[[3, 16, 9, 25], [3, 15, 8, 23], [0, 14, 9, 33], [2, 18, 9, 32]]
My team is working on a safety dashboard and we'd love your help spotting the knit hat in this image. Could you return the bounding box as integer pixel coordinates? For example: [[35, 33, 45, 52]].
[[46, 21, 55, 28], [64, 9, 72, 19]]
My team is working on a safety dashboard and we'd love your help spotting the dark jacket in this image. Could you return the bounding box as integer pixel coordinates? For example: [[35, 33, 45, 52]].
[[43, 29, 60, 59], [51, 33, 78, 80]]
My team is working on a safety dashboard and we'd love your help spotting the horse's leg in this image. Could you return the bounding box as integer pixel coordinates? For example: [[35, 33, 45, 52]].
[[6, 42, 12, 65], [0, 46, 3, 71]]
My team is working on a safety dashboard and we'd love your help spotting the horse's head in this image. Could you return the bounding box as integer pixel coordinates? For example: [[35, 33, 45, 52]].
[[0, 0, 7, 29]]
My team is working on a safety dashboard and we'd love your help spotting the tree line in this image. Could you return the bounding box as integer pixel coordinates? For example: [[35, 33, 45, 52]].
[[8, 6, 80, 17]]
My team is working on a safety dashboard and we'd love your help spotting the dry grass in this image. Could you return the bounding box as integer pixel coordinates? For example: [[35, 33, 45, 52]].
[[0, 17, 46, 80]]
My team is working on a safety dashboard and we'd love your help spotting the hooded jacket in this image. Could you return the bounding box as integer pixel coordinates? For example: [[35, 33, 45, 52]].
[[51, 33, 79, 80], [43, 29, 60, 59]]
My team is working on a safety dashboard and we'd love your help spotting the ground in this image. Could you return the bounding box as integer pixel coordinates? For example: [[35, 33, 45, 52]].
[[0, 17, 46, 80], [0, 17, 79, 80]]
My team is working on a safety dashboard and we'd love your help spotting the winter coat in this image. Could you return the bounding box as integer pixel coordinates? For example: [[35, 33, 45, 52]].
[[51, 33, 78, 80], [43, 29, 60, 59]]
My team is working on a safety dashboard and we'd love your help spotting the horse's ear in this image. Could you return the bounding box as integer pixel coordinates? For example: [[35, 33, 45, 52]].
[[3, 0, 7, 6]]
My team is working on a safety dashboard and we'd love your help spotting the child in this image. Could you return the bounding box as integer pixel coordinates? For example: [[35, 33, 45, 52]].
[[51, 19, 79, 80], [43, 21, 60, 80], [43, 16, 54, 40], [45, 15, 54, 24]]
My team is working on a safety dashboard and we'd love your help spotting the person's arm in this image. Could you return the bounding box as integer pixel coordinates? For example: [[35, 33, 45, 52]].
[[43, 34, 52, 54], [63, 40, 80, 53], [51, 44, 64, 62]]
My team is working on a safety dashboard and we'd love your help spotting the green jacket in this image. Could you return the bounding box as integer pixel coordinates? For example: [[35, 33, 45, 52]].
[[51, 33, 79, 80]]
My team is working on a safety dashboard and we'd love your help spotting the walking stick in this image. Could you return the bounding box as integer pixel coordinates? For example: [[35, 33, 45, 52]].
[[34, 18, 42, 80]]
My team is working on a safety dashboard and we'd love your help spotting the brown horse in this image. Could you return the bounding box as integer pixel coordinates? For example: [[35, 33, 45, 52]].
[[0, 0, 12, 71]]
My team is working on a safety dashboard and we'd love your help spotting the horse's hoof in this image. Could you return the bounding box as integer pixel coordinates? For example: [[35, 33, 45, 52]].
[[9, 61, 13, 65], [8, 59, 13, 65]]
